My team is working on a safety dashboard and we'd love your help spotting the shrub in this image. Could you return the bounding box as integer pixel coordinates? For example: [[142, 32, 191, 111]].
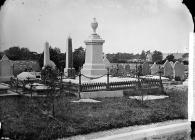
[[175, 76, 181, 81]]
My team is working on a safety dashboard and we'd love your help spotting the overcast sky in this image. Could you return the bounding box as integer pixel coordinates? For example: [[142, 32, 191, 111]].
[[0, 0, 194, 54]]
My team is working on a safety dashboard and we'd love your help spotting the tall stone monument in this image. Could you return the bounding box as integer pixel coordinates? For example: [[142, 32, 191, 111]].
[[42, 42, 56, 69], [81, 18, 107, 77], [64, 36, 75, 78], [0, 55, 14, 82]]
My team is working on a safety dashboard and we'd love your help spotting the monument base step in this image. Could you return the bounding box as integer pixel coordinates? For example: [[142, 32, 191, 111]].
[[81, 68, 107, 77], [79, 90, 123, 99]]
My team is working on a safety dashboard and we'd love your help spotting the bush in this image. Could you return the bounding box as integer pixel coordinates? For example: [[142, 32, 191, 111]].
[[175, 76, 181, 81]]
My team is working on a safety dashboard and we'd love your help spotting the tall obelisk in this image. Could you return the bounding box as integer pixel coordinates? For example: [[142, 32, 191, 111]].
[[42, 42, 56, 69], [43, 42, 50, 68], [81, 18, 107, 77], [64, 36, 75, 78]]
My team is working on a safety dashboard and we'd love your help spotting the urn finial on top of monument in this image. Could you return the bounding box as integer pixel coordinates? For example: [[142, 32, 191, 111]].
[[91, 18, 98, 34]]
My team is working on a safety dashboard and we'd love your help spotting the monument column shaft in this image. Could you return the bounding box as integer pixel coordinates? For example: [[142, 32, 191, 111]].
[[44, 42, 50, 67], [64, 36, 75, 78], [66, 38, 73, 68]]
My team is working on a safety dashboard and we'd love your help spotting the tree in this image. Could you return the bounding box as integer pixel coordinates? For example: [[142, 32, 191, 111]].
[[4, 46, 41, 61], [166, 54, 175, 62], [41, 66, 58, 116], [38, 47, 65, 70], [0, 52, 3, 59], [4, 46, 21, 60], [152, 50, 163, 63], [140, 50, 146, 60], [146, 50, 151, 55], [20, 47, 31, 60], [73, 47, 85, 72], [182, 53, 189, 58]]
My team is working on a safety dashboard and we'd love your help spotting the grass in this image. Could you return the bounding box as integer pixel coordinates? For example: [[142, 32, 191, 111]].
[[0, 86, 187, 140]]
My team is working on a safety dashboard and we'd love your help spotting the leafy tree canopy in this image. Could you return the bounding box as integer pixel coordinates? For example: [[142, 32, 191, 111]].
[[73, 46, 85, 72], [166, 54, 175, 62], [152, 50, 163, 63]]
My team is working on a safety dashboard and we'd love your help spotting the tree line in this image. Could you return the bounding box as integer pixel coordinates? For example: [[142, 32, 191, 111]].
[[0, 46, 85, 72], [0, 46, 188, 72]]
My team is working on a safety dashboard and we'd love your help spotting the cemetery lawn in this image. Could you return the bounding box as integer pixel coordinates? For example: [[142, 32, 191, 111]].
[[0, 87, 187, 140]]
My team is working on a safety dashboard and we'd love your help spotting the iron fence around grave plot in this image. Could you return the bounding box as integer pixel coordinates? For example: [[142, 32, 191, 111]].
[[61, 82, 79, 92], [80, 78, 161, 92]]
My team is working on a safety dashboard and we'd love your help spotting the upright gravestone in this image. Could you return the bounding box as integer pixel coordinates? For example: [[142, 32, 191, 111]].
[[142, 62, 150, 75], [163, 60, 173, 78], [173, 61, 185, 80], [150, 62, 159, 75], [125, 64, 131, 74], [169, 61, 174, 68], [0, 55, 14, 82], [117, 64, 126, 77], [103, 54, 111, 70], [110, 66, 117, 76], [64, 36, 75, 78]]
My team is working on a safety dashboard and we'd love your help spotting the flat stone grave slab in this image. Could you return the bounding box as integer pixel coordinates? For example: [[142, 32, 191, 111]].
[[71, 99, 101, 103], [129, 95, 169, 100]]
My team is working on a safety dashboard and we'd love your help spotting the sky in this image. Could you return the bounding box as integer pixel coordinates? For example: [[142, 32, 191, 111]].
[[0, 0, 194, 54]]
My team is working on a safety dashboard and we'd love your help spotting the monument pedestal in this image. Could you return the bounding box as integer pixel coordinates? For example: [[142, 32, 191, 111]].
[[64, 68, 75, 78], [81, 67, 106, 77]]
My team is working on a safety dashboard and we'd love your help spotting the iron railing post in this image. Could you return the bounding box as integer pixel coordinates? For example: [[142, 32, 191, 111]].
[[78, 71, 81, 99], [107, 68, 110, 90]]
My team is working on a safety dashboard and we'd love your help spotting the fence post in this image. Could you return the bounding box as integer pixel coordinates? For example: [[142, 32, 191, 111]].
[[107, 68, 110, 90], [16, 78, 18, 93], [60, 71, 63, 94], [78, 71, 81, 99], [30, 84, 33, 98]]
